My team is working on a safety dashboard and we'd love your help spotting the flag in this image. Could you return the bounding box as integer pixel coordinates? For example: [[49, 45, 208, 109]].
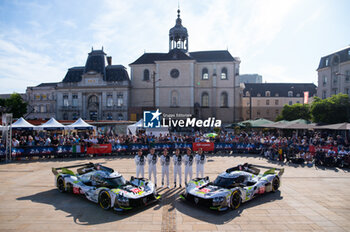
[[303, 91, 309, 104]]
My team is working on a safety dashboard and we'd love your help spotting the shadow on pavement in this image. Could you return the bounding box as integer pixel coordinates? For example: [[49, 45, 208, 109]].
[[175, 190, 283, 224], [17, 188, 161, 225]]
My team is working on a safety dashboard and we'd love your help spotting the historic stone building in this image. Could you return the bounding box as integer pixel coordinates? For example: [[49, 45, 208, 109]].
[[129, 9, 241, 123], [26, 49, 130, 121], [317, 46, 350, 99], [241, 83, 317, 121]]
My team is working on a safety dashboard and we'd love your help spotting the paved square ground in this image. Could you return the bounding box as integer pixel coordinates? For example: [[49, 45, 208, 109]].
[[0, 154, 350, 231]]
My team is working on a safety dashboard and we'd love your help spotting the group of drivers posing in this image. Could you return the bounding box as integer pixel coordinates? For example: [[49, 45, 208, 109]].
[[134, 147, 206, 188]]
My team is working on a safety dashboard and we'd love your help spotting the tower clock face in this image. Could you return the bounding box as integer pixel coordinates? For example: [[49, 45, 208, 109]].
[[170, 69, 180, 78]]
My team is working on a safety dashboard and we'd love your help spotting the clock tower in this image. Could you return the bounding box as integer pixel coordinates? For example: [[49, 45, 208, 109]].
[[169, 8, 188, 52]]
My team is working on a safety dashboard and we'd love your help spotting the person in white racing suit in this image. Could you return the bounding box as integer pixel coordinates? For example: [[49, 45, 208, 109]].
[[173, 148, 183, 188], [195, 148, 206, 178], [147, 147, 158, 187], [183, 147, 194, 185], [160, 149, 170, 188], [134, 149, 145, 178]]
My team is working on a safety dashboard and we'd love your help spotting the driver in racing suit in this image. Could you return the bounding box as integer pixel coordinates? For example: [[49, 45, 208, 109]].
[[183, 147, 194, 185], [147, 147, 158, 187], [160, 149, 170, 188], [195, 148, 206, 178], [173, 148, 182, 188], [134, 149, 145, 178]]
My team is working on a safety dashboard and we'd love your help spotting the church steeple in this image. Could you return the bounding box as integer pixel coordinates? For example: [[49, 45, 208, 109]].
[[169, 8, 188, 52]]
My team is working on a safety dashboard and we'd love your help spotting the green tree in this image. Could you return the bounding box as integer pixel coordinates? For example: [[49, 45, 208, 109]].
[[310, 94, 350, 123], [4, 93, 27, 118], [276, 103, 311, 121]]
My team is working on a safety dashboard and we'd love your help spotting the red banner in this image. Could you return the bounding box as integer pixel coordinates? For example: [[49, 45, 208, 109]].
[[192, 142, 214, 151], [309, 145, 337, 154], [87, 144, 112, 154]]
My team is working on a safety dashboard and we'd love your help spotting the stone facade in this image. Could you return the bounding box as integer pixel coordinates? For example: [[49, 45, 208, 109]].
[[317, 46, 350, 99]]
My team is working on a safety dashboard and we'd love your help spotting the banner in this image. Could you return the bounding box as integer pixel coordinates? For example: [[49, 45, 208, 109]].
[[87, 144, 112, 154], [309, 145, 337, 153], [192, 142, 214, 151], [304, 91, 309, 104], [112, 144, 128, 152], [129, 144, 149, 151]]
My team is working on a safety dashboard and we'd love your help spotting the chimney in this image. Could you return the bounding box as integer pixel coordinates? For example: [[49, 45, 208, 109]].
[[107, 56, 112, 66]]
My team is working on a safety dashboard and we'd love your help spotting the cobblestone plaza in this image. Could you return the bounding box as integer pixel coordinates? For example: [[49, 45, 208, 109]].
[[0, 154, 349, 231]]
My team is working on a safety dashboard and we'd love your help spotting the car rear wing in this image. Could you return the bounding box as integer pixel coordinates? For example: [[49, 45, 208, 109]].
[[52, 162, 94, 175]]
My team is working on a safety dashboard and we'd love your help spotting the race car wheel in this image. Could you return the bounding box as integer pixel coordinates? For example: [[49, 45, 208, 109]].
[[99, 191, 111, 210], [57, 177, 65, 193], [230, 190, 241, 210], [272, 177, 280, 192]]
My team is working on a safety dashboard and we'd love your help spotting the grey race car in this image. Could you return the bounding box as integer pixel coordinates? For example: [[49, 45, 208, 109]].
[[180, 163, 284, 211], [52, 162, 160, 212]]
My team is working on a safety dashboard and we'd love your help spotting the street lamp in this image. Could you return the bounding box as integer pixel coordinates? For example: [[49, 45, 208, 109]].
[[151, 71, 161, 109]]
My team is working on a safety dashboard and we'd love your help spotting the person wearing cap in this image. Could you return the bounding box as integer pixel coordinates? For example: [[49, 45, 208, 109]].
[[195, 148, 206, 178], [183, 147, 194, 185], [160, 149, 170, 188], [173, 148, 182, 188], [134, 149, 145, 178], [147, 147, 158, 187]]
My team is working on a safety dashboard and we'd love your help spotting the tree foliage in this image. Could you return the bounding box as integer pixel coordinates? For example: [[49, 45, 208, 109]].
[[276, 103, 311, 121], [310, 94, 350, 123], [0, 93, 27, 118]]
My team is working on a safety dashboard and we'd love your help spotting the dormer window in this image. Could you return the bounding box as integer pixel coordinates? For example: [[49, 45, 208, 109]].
[[325, 58, 329, 66], [265, 91, 271, 97], [221, 67, 227, 80], [246, 91, 250, 97], [257, 93, 261, 97], [275, 93, 279, 97], [202, 68, 209, 80], [288, 91, 293, 97]]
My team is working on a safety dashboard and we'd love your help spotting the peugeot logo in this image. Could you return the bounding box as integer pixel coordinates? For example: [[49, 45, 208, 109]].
[[194, 197, 199, 204]]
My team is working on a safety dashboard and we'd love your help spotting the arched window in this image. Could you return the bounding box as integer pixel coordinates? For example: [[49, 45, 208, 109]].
[[143, 69, 150, 81], [88, 95, 98, 107], [220, 92, 228, 107], [221, 67, 227, 80], [201, 92, 209, 107], [246, 91, 250, 97], [265, 91, 271, 97], [202, 68, 209, 80], [288, 91, 293, 97], [107, 95, 113, 107], [170, 90, 179, 107]]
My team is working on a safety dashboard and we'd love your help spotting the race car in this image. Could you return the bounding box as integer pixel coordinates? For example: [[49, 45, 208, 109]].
[[180, 163, 284, 211], [52, 162, 160, 212]]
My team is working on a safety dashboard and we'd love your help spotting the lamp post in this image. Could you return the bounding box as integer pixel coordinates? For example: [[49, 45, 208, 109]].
[[152, 71, 162, 110], [249, 88, 252, 120]]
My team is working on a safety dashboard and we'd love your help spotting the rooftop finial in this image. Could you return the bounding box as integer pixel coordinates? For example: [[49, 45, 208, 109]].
[[102, 46, 104, 51], [177, 1, 180, 18]]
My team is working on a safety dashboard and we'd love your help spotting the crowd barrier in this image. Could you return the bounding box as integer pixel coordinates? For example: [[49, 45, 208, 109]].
[[0, 142, 345, 159]]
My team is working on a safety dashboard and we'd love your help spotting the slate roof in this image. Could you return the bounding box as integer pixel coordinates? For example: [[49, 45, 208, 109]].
[[189, 50, 235, 62], [317, 46, 350, 70], [105, 65, 129, 82], [130, 49, 235, 65], [243, 83, 317, 98], [36, 82, 58, 88], [62, 67, 84, 83]]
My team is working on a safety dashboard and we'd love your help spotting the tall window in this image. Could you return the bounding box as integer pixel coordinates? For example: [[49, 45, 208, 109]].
[[117, 94, 123, 107], [88, 95, 98, 107], [63, 113, 68, 120], [325, 58, 329, 66], [63, 95, 69, 107], [107, 95, 113, 107], [107, 113, 113, 120], [288, 91, 293, 97], [201, 92, 209, 107], [322, 91, 327, 99], [170, 90, 179, 107], [220, 92, 228, 107], [221, 67, 227, 80], [275, 100, 279, 105], [266, 100, 270, 105], [323, 76, 327, 86], [72, 94, 78, 106], [143, 69, 150, 81], [202, 68, 209, 80], [40, 105, 46, 113]]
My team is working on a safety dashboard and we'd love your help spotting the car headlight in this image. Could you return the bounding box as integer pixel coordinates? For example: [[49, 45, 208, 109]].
[[213, 196, 225, 203]]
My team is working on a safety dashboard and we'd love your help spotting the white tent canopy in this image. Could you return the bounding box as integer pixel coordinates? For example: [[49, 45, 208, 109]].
[[12, 117, 36, 130], [35, 118, 65, 130], [127, 119, 144, 135], [66, 118, 95, 130]]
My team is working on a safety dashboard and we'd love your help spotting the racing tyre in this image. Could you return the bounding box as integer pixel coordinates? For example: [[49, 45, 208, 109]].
[[57, 177, 65, 193], [99, 191, 111, 210], [272, 177, 280, 192], [230, 190, 241, 210]]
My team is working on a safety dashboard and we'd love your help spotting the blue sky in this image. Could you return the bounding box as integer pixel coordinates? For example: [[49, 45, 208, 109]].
[[0, 0, 349, 93]]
